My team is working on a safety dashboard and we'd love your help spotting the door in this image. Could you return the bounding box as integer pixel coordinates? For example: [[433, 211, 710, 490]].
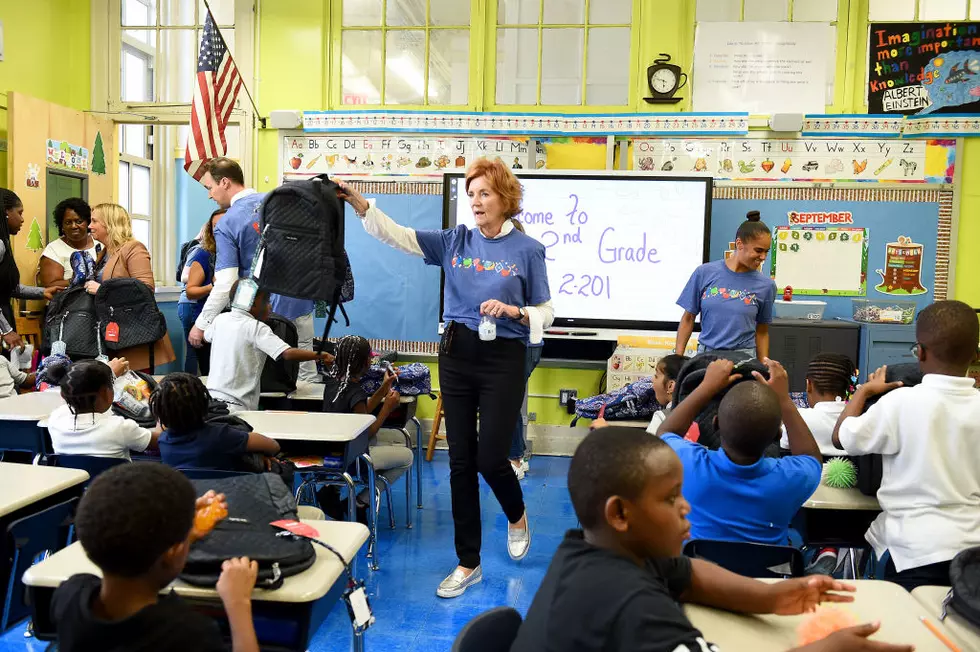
[[45, 171, 86, 243]]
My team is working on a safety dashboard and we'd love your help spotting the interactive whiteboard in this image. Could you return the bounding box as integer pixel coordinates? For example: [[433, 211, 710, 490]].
[[443, 172, 712, 330]]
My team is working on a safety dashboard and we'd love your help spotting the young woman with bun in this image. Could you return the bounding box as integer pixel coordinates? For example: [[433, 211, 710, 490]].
[[674, 210, 776, 359]]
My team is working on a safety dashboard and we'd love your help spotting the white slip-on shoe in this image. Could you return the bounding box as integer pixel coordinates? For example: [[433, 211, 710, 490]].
[[510, 459, 525, 480], [436, 565, 483, 599], [508, 513, 531, 560]]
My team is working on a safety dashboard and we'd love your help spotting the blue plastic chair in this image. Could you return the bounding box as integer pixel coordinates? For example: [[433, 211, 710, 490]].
[[451, 607, 523, 652], [683, 539, 805, 578], [2, 498, 78, 631], [45, 454, 128, 486]]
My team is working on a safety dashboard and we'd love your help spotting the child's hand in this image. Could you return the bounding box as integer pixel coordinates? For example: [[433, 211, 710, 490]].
[[860, 365, 902, 397], [753, 357, 790, 396], [381, 368, 398, 391], [809, 622, 914, 652], [702, 359, 739, 394], [318, 352, 335, 365], [766, 576, 855, 615], [190, 491, 228, 542], [108, 357, 130, 377], [383, 389, 401, 411], [216, 557, 258, 606], [590, 417, 609, 430]]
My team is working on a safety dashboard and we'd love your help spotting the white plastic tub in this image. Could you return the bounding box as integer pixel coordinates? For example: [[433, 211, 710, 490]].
[[773, 299, 827, 321]]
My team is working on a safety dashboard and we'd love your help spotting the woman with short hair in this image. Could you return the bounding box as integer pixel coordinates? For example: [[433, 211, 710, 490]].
[[39, 197, 102, 289], [337, 158, 554, 599]]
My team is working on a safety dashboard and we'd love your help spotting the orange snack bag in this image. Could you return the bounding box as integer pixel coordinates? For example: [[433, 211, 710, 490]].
[[193, 500, 228, 539]]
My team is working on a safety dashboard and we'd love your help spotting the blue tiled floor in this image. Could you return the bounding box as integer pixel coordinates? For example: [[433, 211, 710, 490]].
[[0, 452, 576, 652]]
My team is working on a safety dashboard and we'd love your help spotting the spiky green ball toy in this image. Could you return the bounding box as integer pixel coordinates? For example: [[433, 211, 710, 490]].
[[823, 457, 858, 489]]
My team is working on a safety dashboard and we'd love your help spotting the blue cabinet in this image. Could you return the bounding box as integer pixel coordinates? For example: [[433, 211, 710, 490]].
[[858, 323, 917, 380]]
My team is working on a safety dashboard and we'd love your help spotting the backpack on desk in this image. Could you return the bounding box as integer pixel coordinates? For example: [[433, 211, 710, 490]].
[[945, 546, 980, 629], [259, 312, 299, 394], [180, 474, 315, 589]]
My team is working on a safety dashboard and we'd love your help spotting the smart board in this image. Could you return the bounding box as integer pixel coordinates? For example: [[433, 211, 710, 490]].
[[443, 172, 712, 330]]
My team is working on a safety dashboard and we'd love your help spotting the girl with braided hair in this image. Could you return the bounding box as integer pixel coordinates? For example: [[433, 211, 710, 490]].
[[48, 360, 159, 459], [778, 353, 857, 456], [319, 335, 412, 520]]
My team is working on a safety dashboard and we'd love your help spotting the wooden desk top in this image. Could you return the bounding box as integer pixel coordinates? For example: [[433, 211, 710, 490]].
[[0, 392, 66, 421], [686, 580, 958, 651], [0, 463, 89, 517], [22, 520, 369, 603], [804, 479, 882, 511], [913, 585, 980, 651], [237, 411, 374, 442]]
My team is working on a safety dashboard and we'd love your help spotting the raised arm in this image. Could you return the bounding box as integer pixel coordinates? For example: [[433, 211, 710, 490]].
[[337, 181, 424, 256], [657, 359, 738, 437], [754, 358, 820, 462]]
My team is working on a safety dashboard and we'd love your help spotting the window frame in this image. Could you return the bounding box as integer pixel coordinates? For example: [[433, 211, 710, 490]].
[[869, 0, 980, 21], [117, 125, 154, 251]]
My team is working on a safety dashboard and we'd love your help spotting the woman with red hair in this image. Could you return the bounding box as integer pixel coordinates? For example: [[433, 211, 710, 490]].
[[338, 158, 553, 598]]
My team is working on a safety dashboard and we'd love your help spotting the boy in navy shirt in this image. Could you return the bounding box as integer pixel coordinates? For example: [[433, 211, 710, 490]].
[[512, 427, 909, 652], [655, 357, 822, 545]]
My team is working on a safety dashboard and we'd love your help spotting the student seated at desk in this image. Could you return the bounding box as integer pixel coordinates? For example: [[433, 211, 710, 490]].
[[48, 360, 160, 460], [0, 353, 34, 399], [205, 281, 334, 412], [52, 463, 260, 652], [833, 300, 980, 591], [511, 427, 912, 652], [151, 373, 281, 471], [779, 353, 856, 456], [590, 354, 688, 432], [655, 358, 822, 545], [319, 335, 412, 519]]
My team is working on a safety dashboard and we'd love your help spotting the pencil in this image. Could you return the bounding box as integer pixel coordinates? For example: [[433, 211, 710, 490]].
[[919, 616, 962, 652]]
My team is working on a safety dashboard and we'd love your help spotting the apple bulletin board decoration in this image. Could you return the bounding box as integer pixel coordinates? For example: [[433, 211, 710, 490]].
[[770, 226, 869, 296], [875, 236, 927, 295]]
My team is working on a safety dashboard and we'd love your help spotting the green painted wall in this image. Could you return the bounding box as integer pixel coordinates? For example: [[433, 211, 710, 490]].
[[0, 1, 91, 187]]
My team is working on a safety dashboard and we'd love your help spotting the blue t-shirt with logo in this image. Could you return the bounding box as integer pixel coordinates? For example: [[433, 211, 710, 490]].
[[415, 225, 550, 341], [179, 245, 214, 305], [662, 434, 821, 545], [214, 192, 314, 320], [676, 259, 776, 351]]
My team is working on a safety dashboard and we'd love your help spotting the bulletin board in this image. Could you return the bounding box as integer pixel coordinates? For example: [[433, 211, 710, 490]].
[[711, 187, 950, 320], [770, 226, 869, 296]]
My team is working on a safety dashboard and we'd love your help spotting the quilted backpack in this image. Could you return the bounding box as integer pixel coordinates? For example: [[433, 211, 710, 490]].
[[359, 362, 432, 396], [945, 546, 980, 629], [94, 278, 167, 351], [180, 474, 316, 589], [573, 378, 660, 425], [260, 312, 300, 394], [42, 287, 100, 358]]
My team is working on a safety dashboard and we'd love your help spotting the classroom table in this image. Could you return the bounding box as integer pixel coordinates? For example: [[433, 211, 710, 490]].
[[800, 478, 882, 556], [22, 520, 371, 652], [0, 392, 65, 457], [913, 585, 980, 651], [685, 579, 961, 651], [0, 462, 89, 631], [237, 411, 382, 570], [287, 381, 424, 511]]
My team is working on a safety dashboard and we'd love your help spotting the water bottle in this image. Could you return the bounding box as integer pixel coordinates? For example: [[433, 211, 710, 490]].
[[479, 314, 497, 341]]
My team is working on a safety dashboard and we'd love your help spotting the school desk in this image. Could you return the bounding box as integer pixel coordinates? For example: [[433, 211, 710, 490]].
[[0, 463, 88, 632], [0, 392, 65, 457], [237, 410, 383, 570], [800, 480, 882, 554], [913, 585, 980, 651], [22, 519, 371, 652], [287, 381, 424, 510], [685, 579, 959, 651]]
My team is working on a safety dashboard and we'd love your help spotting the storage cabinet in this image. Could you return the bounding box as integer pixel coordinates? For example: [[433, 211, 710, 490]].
[[769, 320, 861, 392], [858, 323, 917, 381]]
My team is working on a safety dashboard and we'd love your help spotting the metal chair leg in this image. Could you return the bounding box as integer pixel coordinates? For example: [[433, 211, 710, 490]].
[[359, 455, 379, 571], [377, 475, 396, 529], [412, 417, 423, 509]]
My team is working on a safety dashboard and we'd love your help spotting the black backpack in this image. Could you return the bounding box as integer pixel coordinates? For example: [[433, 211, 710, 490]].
[[260, 312, 299, 394], [94, 278, 167, 351], [42, 287, 100, 358], [175, 238, 200, 284], [946, 547, 980, 628], [180, 474, 315, 589]]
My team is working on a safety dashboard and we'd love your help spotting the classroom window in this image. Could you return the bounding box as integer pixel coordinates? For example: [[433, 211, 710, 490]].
[[117, 125, 154, 250], [869, 0, 977, 20], [694, 0, 840, 105], [340, 0, 471, 106], [493, 0, 633, 107]]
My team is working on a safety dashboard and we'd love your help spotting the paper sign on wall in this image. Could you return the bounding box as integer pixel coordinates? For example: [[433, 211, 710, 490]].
[[46, 140, 89, 173], [693, 22, 831, 114]]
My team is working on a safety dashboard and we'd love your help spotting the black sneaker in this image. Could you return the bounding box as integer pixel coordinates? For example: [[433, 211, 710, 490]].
[[806, 548, 839, 576]]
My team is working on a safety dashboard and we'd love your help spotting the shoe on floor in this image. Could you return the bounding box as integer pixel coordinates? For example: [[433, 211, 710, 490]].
[[508, 513, 531, 560], [510, 459, 525, 480], [436, 565, 483, 598], [806, 548, 839, 576], [520, 458, 530, 475]]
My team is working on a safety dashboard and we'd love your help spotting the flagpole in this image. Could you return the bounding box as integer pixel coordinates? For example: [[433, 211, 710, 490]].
[[202, 0, 266, 128]]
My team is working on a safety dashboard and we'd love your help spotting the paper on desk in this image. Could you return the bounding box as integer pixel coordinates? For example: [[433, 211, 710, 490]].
[[9, 344, 33, 370]]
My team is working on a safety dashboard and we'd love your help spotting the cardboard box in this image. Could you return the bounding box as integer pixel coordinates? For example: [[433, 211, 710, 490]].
[[606, 335, 698, 392]]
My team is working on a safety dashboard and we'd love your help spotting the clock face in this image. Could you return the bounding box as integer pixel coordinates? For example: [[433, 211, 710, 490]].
[[652, 68, 678, 94]]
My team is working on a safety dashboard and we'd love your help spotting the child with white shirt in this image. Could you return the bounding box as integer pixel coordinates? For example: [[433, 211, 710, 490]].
[[0, 355, 34, 399], [48, 360, 159, 460], [832, 300, 980, 590], [779, 353, 856, 455]]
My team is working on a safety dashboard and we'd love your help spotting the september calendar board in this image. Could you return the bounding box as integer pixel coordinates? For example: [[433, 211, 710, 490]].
[[771, 226, 869, 296], [443, 173, 711, 329]]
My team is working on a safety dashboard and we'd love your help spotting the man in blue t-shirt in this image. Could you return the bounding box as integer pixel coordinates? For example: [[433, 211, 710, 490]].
[[653, 357, 822, 546], [188, 158, 317, 380]]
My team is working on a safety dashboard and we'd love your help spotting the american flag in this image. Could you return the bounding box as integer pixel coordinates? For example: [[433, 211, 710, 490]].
[[184, 12, 243, 180]]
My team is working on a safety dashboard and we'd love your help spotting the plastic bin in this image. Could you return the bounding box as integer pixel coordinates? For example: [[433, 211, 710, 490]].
[[851, 299, 917, 324], [773, 299, 827, 321]]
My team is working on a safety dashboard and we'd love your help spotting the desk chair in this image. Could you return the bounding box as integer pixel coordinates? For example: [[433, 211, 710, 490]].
[[2, 498, 78, 631], [45, 455, 127, 486], [683, 539, 804, 578], [452, 607, 523, 652], [426, 392, 446, 461], [179, 469, 253, 481], [13, 314, 42, 357]]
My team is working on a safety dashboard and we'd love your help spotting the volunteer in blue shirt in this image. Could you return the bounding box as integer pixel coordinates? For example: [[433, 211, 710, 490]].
[[337, 159, 554, 600], [675, 211, 776, 360], [187, 158, 317, 381]]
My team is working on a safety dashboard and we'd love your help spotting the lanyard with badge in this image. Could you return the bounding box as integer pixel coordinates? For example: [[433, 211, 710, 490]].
[[231, 221, 268, 311]]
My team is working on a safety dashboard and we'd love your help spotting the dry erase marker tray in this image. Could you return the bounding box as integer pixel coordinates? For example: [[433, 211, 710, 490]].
[[851, 299, 916, 324]]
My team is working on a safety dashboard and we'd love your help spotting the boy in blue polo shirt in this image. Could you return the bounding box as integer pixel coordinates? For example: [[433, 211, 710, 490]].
[[655, 357, 822, 545]]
